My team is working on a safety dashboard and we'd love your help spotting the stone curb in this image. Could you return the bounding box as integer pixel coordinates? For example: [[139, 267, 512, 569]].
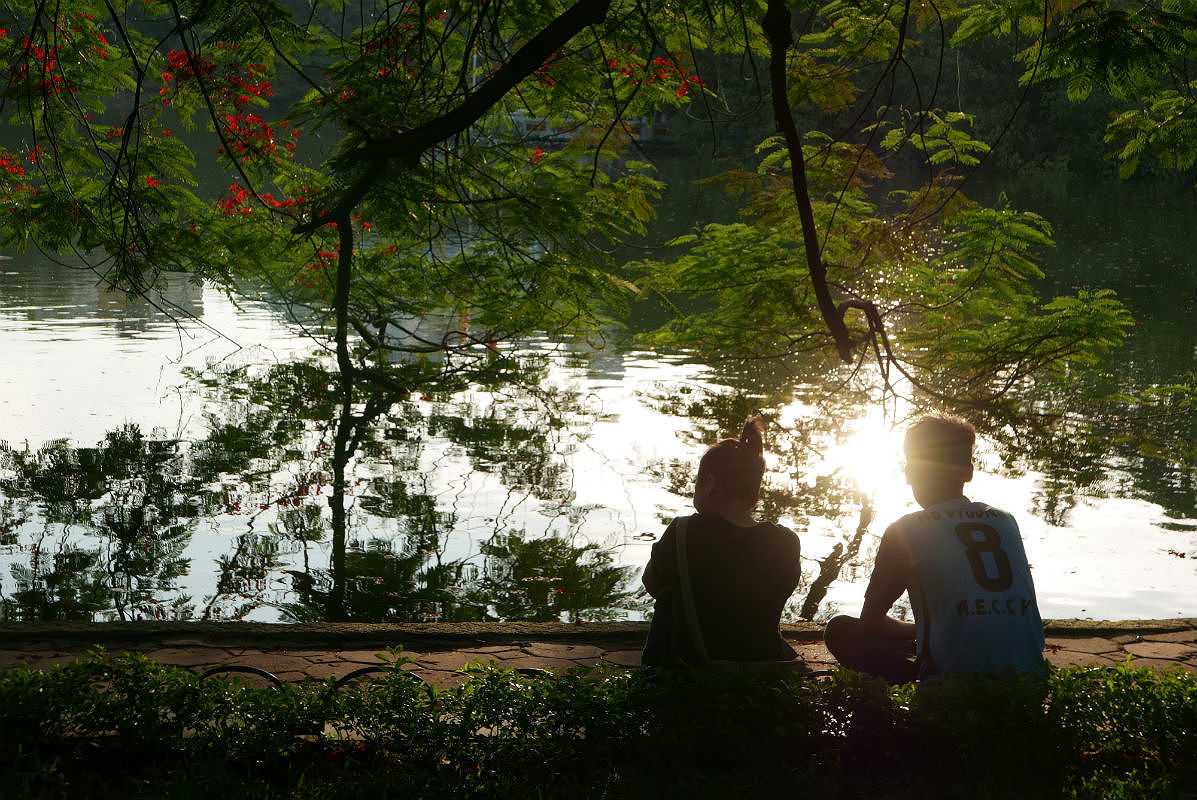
[[1, 618, 1192, 648], [2, 620, 1191, 688], [1037, 618, 1196, 637]]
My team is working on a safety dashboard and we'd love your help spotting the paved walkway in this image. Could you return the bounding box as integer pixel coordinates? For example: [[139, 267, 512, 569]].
[[1, 620, 1192, 690]]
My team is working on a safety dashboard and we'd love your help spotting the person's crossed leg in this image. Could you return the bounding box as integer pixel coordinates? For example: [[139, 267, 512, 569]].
[[824, 614, 918, 684]]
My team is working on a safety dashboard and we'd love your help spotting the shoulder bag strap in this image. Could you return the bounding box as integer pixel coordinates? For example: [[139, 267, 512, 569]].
[[675, 516, 710, 664]]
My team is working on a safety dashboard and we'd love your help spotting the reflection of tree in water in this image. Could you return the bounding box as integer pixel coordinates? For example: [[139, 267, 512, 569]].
[[4, 544, 107, 622], [0, 426, 197, 621], [797, 503, 873, 621], [281, 541, 480, 623], [0, 355, 645, 622], [272, 375, 641, 623], [206, 533, 294, 622], [282, 470, 479, 623], [425, 380, 583, 505], [465, 530, 640, 622], [977, 374, 1196, 525], [1014, 179, 1197, 524], [278, 525, 641, 624], [6, 344, 1184, 622]]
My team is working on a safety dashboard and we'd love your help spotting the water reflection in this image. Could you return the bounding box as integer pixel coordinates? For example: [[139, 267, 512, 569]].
[[0, 337, 1192, 621], [0, 426, 199, 621], [0, 358, 646, 623], [2, 179, 1195, 623], [0, 257, 203, 329]]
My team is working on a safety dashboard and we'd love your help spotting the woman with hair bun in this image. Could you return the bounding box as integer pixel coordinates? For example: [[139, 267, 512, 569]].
[[641, 417, 802, 666]]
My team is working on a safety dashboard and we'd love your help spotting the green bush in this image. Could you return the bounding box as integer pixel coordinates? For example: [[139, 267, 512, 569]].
[[0, 650, 1192, 799]]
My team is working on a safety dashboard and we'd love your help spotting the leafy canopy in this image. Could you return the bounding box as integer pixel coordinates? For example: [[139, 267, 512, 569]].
[[0, 0, 1137, 406]]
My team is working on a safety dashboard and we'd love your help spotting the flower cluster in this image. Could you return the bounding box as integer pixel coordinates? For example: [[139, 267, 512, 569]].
[[158, 46, 272, 112], [1, 150, 37, 211], [6, 12, 116, 98], [157, 48, 304, 168], [608, 55, 705, 97], [309, 248, 337, 268], [216, 113, 299, 163], [216, 184, 315, 218], [164, 49, 216, 82], [217, 184, 254, 215], [295, 246, 338, 291], [224, 63, 273, 106], [260, 192, 301, 211], [360, 9, 447, 82], [0, 152, 27, 177], [535, 51, 564, 87], [9, 40, 69, 97]]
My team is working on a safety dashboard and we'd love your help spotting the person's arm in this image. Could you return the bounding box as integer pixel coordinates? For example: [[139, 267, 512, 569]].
[[642, 560, 664, 598], [860, 526, 916, 639], [782, 526, 802, 593], [642, 521, 678, 598]]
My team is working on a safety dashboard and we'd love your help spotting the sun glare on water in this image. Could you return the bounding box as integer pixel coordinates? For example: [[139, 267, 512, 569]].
[[826, 424, 906, 499], [776, 400, 909, 506]]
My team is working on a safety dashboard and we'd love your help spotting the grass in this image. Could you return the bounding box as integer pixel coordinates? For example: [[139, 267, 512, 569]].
[[0, 649, 1193, 799]]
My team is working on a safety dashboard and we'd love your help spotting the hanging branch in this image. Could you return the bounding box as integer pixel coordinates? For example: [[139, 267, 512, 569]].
[[293, 0, 613, 235], [332, 215, 356, 385], [763, 0, 854, 363]]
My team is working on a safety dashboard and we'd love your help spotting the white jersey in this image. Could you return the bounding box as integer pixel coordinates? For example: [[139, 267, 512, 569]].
[[892, 498, 1044, 679]]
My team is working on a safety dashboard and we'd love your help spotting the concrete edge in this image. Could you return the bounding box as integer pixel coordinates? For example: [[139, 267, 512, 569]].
[[1038, 618, 1196, 638], [0, 619, 1192, 649]]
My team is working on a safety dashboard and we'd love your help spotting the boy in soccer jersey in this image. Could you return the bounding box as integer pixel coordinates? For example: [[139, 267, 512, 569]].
[[824, 415, 1045, 682]]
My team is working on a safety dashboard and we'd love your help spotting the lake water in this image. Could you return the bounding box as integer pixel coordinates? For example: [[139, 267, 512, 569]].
[[0, 178, 1194, 624]]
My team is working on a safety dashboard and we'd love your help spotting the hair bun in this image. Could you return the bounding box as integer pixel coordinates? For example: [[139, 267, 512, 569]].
[[739, 416, 764, 456], [700, 417, 768, 504]]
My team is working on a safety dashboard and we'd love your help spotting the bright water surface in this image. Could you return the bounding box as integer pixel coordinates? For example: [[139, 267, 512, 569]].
[[0, 177, 1194, 624]]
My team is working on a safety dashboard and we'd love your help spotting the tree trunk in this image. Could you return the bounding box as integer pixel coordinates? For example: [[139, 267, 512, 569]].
[[764, 0, 854, 363]]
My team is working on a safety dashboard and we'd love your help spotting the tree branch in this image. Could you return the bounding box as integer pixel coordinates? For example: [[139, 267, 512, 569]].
[[293, 0, 612, 235], [763, 0, 854, 363]]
